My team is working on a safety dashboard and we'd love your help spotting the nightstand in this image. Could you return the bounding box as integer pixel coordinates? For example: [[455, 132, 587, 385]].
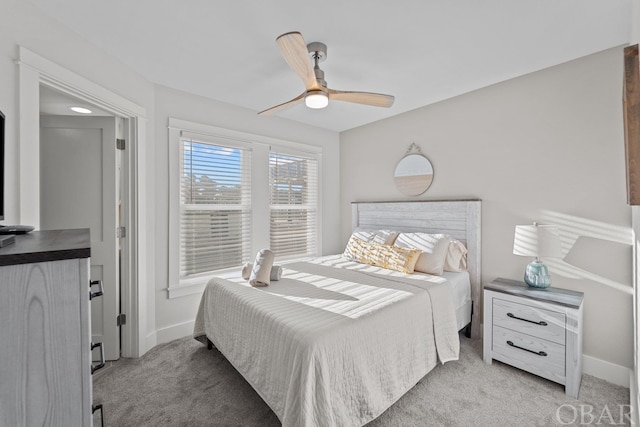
[[483, 278, 584, 398]]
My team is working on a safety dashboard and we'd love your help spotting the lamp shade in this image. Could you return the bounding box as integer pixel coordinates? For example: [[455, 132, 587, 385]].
[[513, 224, 563, 258]]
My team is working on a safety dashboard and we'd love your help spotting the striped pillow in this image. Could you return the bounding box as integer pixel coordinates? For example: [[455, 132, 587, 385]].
[[344, 235, 421, 274]]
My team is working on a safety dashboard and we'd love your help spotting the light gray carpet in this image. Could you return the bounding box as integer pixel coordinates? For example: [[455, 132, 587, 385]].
[[93, 335, 630, 426]]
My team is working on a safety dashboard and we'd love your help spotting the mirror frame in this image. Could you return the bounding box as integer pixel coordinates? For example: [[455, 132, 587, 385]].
[[394, 143, 434, 196]]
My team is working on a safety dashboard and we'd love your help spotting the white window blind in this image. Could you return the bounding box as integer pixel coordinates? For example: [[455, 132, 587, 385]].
[[180, 139, 252, 277], [269, 151, 318, 259]]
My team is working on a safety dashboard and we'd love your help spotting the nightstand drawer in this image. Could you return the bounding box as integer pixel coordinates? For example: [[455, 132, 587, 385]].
[[493, 298, 566, 345], [492, 326, 565, 382]]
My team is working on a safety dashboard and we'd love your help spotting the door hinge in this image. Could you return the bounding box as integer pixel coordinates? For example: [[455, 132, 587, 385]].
[[116, 226, 126, 238], [116, 138, 125, 150], [116, 313, 126, 327]]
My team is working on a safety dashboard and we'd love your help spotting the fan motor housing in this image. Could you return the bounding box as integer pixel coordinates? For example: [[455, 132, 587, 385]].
[[307, 42, 327, 62]]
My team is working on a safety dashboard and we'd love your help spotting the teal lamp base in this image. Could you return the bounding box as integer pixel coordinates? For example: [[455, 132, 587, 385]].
[[524, 260, 552, 288]]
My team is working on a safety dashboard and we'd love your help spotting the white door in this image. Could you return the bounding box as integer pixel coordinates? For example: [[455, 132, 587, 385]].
[[40, 116, 120, 361]]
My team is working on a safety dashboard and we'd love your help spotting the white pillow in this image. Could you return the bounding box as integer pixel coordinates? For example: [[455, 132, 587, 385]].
[[444, 239, 468, 272], [394, 233, 450, 275], [343, 228, 399, 260], [353, 228, 399, 245]]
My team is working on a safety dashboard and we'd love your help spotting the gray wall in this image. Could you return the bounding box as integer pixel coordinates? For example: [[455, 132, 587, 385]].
[[340, 47, 633, 370]]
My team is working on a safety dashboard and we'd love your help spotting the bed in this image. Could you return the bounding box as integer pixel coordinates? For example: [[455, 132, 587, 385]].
[[193, 200, 481, 426]]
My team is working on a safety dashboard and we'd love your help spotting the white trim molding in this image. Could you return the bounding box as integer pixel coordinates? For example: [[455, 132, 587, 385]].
[[145, 331, 158, 353], [168, 118, 322, 155], [583, 354, 632, 388], [631, 370, 639, 426], [156, 320, 196, 345], [17, 46, 149, 358], [17, 47, 146, 118], [167, 118, 323, 299]]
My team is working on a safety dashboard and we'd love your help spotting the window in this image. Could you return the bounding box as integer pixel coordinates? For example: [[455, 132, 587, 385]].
[[269, 152, 318, 259], [179, 139, 252, 278], [169, 118, 322, 298]]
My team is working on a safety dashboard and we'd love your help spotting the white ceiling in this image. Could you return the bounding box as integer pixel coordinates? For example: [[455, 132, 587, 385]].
[[28, 0, 631, 132]]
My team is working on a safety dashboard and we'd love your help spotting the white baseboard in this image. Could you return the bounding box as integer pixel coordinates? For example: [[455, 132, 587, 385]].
[[145, 331, 157, 354], [583, 354, 631, 387], [630, 371, 639, 426], [155, 320, 195, 345]]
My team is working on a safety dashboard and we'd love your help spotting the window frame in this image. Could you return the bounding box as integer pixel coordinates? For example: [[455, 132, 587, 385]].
[[269, 150, 319, 260], [168, 118, 322, 298], [179, 138, 253, 279]]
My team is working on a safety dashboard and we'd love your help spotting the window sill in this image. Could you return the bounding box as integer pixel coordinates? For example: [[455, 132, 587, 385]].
[[167, 267, 241, 299], [166, 256, 321, 299]]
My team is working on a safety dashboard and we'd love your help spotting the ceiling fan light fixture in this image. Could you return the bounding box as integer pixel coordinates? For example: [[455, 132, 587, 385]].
[[305, 90, 328, 109], [257, 32, 394, 116]]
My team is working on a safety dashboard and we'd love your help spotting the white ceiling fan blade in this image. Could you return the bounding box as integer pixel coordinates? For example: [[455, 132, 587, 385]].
[[276, 32, 318, 90], [258, 92, 305, 116], [328, 89, 395, 108]]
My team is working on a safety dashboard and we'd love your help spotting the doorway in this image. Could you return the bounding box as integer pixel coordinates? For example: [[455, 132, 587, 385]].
[[39, 86, 124, 360], [18, 46, 148, 358]]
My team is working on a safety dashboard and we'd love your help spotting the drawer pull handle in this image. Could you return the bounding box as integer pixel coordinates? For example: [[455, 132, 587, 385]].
[[89, 280, 104, 300], [507, 312, 547, 326], [507, 340, 547, 357], [92, 404, 104, 426], [91, 342, 106, 374]]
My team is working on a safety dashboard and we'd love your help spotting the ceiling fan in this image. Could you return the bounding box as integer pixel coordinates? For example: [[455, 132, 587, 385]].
[[258, 31, 395, 115]]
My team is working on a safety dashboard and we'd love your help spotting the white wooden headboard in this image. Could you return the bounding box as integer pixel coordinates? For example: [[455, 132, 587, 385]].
[[352, 200, 482, 338]]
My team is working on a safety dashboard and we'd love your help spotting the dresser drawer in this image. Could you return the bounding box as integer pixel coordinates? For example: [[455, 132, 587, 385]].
[[493, 298, 566, 345], [492, 326, 565, 382]]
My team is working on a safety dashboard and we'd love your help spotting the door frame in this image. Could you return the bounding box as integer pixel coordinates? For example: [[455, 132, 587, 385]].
[[17, 46, 149, 358]]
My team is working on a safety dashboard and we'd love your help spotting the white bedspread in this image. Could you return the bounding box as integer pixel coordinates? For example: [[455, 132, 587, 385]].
[[193, 256, 460, 427]]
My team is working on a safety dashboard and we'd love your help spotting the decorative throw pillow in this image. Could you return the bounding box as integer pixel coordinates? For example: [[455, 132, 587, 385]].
[[444, 239, 468, 272], [344, 236, 421, 274], [343, 228, 399, 260], [394, 232, 450, 275]]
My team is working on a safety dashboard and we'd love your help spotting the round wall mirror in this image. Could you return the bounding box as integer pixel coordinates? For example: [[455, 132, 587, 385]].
[[394, 152, 434, 196]]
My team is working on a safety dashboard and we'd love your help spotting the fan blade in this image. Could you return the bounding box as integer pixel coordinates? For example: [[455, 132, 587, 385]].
[[258, 92, 305, 116], [328, 89, 395, 108], [276, 32, 318, 90]]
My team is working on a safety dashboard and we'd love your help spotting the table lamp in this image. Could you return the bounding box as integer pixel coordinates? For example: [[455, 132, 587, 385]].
[[512, 222, 563, 288]]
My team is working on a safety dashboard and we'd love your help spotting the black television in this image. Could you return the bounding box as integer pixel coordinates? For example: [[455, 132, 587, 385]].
[[0, 109, 4, 221]]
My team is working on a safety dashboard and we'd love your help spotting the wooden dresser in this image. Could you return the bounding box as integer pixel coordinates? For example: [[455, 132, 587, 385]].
[[483, 278, 584, 398], [0, 229, 102, 426]]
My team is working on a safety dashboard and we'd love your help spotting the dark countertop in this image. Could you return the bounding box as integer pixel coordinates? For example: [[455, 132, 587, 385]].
[[0, 229, 90, 267]]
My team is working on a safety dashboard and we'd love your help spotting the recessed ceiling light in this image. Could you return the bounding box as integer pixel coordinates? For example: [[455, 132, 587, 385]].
[[70, 106, 92, 114]]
